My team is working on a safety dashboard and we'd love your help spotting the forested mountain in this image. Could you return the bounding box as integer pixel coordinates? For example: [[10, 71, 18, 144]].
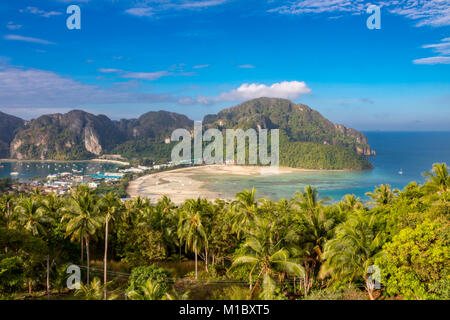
[[10, 110, 126, 160], [204, 98, 375, 170], [0, 98, 375, 169], [0, 112, 25, 158], [204, 97, 375, 156]]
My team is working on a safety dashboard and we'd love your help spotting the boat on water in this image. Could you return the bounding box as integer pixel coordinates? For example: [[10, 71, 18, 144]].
[[399, 169, 404, 175], [10, 172, 19, 176]]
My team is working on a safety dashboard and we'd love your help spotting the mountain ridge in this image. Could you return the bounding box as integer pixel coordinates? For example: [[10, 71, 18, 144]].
[[0, 98, 375, 170]]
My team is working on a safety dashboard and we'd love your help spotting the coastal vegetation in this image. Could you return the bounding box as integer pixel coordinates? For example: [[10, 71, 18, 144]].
[[0, 163, 448, 300], [0, 98, 373, 170]]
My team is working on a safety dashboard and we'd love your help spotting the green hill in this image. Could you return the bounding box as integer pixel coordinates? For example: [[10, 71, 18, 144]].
[[0, 98, 375, 170], [204, 98, 374, 170]]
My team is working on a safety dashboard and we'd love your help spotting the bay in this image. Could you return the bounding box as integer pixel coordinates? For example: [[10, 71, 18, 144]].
[[191, 132, 450, 201], [0, 161, 119, 181]]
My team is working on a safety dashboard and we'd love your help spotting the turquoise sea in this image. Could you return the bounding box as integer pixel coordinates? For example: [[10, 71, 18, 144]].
[[191, 132, 450, 202]]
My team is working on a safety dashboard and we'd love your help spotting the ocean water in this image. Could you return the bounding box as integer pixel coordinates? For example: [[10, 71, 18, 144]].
[[0, 161, 119, 181], [192, 132, 450, 202]]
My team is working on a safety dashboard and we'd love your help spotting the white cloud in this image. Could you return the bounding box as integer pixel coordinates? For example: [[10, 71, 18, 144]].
[[174, 0, 228, 9], [238, 64, 256, 69], [191, 81, 312, 104], [126, 0, 228, 17], [414, 37, 450, 65], [98, 68, 172, 80], [125, 7, 154, 17], [20, 6, 62, 18], [4, 34, 55, 45], [0, 66, 175, 110], [6, 22, 23, 30], [268, 0, 450, 27], [122, 71, 170, 80], [193, 64, 210, 69], [218, 81, 311, 101], [422, 38, 450, 56], [413, 56, 450, 65], [98, 68, 122, 73]]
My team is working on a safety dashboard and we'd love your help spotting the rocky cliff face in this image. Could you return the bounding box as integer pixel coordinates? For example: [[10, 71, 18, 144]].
[[10, 110, 126, 160], [0, 98, 375, 164], [0, 112, 25, 158], [83, 126, 103, 155], [5, 109, 194, 160], [203, 97, 375, 156]]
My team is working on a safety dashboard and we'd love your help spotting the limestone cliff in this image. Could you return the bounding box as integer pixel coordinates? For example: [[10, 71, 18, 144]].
[[9, 110, 125, 160]]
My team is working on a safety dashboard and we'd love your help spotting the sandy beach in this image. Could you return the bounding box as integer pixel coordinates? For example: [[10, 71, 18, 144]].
[[127, 165, 326, 204]]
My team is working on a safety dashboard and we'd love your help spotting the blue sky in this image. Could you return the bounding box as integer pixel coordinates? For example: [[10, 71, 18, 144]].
[[0, 0, 449, 130]]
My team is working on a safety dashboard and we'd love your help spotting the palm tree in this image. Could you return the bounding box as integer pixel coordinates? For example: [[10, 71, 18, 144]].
[[62, 186, 102, 284], [14, 196, 50, 294], [14, 197, 48, 236], [153, 195, 179, 254], [0, 194, 16, 230], [230, 188, 259, 237], [341, 194, 363, 211], [231, 217, 304, 299], [126, 278, 166, 300], [0, 194, 16, 254], [291, 186, 328, 214], [39, 193, 64, 297], [75, 277, 117, 300], [294, 210, 338, 294], [178, 198, 209, 280], [423, 163, 449, 194], [365, 184, 398, 206], [321, 213, 384, 300], [99, 192, 122, 300], [165, 289, 190, 300]]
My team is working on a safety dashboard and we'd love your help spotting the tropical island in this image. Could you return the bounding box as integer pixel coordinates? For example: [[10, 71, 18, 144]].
[[1, 99, 447, 301], [0, 98, 375, 171], [0, 163, 448, 300]]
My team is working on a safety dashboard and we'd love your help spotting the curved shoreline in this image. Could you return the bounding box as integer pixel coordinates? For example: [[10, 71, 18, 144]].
[[127, 165, 352, 204]]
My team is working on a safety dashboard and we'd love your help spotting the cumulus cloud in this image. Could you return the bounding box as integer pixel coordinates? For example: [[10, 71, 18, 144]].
[[268, 0, 450, 27], [414, 37, 450, 65], [190, 81, 312, 105], [0, 63, 312, 115], [218, 81, 311, 101]]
